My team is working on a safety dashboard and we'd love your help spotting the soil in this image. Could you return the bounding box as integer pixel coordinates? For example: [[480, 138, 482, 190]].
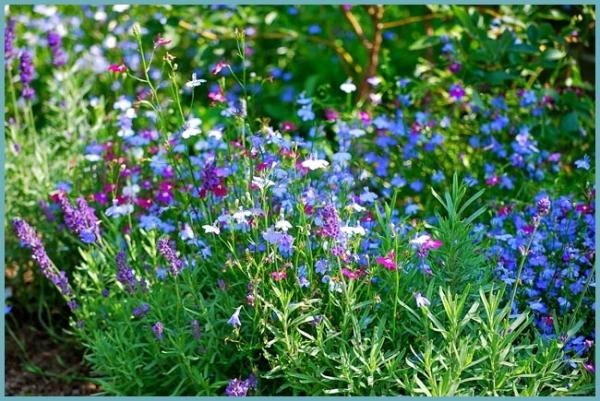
[[5, 316, 99, 396]]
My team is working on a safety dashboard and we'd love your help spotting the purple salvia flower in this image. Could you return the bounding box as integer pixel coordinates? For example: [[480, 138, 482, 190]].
[[536, 196, 551, 216], [57, 193, 101, 243], [225, 378, 250, 397], [157, 237, 183, 275], [47, 31, 67, 67], [12, 218, 75, 300], [19, 51, 35, 99], [67, 298, 78, 311], [133, 303, 149, 318], [245, 374, 257, 390], [5, 18, 16, 62], [191, 319, 202, 340], [152, 321, 164, 341], [39, 200, 56, 222], [12, 218, 42, 248], [116, 250, 137, 293], [76, 197, 101, 242], [320, 203, 340, 239]]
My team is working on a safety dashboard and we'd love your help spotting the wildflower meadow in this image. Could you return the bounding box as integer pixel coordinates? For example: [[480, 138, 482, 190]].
[[4, 4, 596, 396]]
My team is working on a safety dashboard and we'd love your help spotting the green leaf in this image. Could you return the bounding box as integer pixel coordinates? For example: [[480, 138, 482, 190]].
[[542, 48, 566, 61], [560, 111, 579, 133]]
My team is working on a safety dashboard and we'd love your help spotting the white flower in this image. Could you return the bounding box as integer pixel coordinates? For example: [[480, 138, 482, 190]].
[[301, 159, 329, 170], [182, 117, 202, 139], [349, 203, 366, 212], [114, 97, 132, 111], [203, 224, 220, 235], [105, 201, 134, 218], [185, 72, 207, 89], [207, 128, 223, 140], [359, 170, 372, 181], [349, 128, 365, 138], [410, 234, 432, 247], [232, 210, 252, 224], [340, 225, 366, 236], [122, 184, 140, 197], [252, 176, 275, 189], [367, 76, 382, 86], [340, 79, 357, 94], [85, 154, 101, 162], [414, 292, 430, 308], [112, 5, 130, 13], [369, 93, 382, 104], [275, 219, 292, 232]]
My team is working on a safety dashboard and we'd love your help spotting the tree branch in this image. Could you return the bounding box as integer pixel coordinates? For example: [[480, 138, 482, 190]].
[[358, 5, 385, 101], [341, 5, 372, 50]]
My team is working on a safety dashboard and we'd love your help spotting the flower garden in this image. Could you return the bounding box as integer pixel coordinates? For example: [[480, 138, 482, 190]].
[[4, 4, 596, 396]]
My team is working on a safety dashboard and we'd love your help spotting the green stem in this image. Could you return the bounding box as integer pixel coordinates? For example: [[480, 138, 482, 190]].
[[508, 223, 538, 311]]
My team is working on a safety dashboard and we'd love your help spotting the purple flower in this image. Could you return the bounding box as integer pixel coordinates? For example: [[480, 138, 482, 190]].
[[12, 219, 75, 301], [133, 303, 150, 318], [12, 218, 42, 248], [152, 321, 164, 341], [47, 31, 67, 67], [320, 203, 340, 239], [56, 193, 101, 243], [116, 250, 137, 293], [227, 306, 242, 328], [19, 51, 35, 99], [225, 378, 249, 397], [5, 18, 16, 62], [157, 237, 183, 275], [536, 196, 551, 216], [191, 319, 202, 340], [277, 233, 295, 257], [449, 83, 465, 101]]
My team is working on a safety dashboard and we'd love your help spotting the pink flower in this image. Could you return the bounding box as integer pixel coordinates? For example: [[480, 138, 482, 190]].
[[208, 89, 226, 103], [342, 267, 364, 280], [324, 108, 339, 122], [154, 35, 171, 48], [211, 60, 230, 75], [375, 250, 396, 270], [108, 63, 127, 73], [271, 269, 287, 281], [359, 110, 371, 124], [281, 121, 297, 132]]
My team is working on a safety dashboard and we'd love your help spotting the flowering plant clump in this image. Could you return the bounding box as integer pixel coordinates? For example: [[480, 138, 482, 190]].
[[5, 4, 595, 396]]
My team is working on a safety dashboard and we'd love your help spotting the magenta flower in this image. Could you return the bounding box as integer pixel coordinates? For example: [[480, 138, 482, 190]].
[[108, 63, 127, 73], [376, 250, 396, 270]]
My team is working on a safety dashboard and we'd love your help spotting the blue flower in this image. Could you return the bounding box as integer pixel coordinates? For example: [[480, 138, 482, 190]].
[[575, 155, 591, 170]]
